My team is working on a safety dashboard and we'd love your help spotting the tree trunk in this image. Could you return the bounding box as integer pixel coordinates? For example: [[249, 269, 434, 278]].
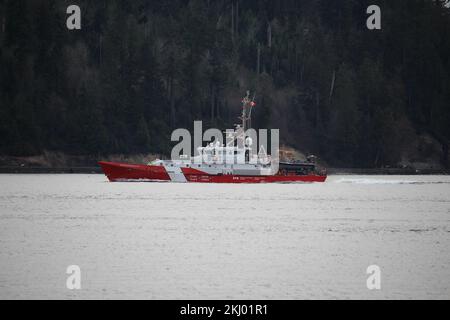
[[257, 42, 261, 75], [210, 84, 215, 122], [99, 34, 103, 65], [236, 0, 239, 38], [216, 98, 220, 119], [267, 22, 272, 48], [216, 14, 222, 29], [231, 2, 234, 43], [295, 44, 298, 81], [443, 143, 449, 168], [315, 90, 320, 128], [168, 77, 175, 127], [329, 70, 336, 103], [374, 148, 380, 167]]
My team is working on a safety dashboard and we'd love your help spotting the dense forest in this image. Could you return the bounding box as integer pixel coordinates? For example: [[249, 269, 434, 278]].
[[0, 0, 449, 168]]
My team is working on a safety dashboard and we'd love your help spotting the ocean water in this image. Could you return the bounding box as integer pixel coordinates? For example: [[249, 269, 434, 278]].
[[0, 174, 449, 300]]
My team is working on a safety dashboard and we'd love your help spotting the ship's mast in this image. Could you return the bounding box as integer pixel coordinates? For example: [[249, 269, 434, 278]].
[[240, 90, 256, 132], [231, 91, 256, 150]]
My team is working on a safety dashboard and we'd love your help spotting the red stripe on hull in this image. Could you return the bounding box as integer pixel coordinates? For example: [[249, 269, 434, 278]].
[[98, 161, 170, 182], [183, 173, 327, 183], [179, 167, 326, 183]]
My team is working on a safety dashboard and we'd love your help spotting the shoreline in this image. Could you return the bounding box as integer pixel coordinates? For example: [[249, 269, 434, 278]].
[[0, 166, 448, 175]]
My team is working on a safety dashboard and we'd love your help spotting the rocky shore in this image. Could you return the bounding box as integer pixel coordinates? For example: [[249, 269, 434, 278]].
[[0, 152, 448, 175]]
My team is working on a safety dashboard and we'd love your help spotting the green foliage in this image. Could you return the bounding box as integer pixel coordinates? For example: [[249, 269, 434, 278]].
[[0, 0, 449, 167]]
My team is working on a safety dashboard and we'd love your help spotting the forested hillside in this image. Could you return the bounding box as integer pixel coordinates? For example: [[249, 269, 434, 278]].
[[1, 0, 449, 168]]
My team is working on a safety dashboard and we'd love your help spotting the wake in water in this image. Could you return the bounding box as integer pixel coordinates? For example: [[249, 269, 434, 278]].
[[333, 177, 450, 185]]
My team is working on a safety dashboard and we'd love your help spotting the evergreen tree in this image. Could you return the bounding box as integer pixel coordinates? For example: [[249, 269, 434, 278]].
[[0, 0, 449, 167]]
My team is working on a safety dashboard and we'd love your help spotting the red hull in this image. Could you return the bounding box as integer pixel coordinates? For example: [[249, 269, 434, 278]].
[[99, 161, 170, 182], [99, 161, 327, 183]]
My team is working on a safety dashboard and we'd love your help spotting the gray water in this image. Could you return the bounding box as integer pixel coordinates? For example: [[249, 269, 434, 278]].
[[0, 174, 449, 299]]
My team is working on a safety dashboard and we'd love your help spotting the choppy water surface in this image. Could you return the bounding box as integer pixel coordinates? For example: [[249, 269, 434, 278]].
[[0, 174, 449, 299]]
